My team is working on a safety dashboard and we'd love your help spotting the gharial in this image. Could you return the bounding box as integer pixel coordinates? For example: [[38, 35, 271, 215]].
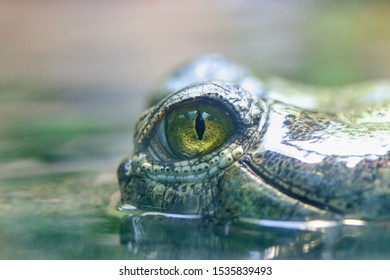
[[118, 55, 390, 223]]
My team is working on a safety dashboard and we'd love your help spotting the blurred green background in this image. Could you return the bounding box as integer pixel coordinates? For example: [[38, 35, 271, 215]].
[[1, 0, 390, 259], [2, 0, 390, 167]]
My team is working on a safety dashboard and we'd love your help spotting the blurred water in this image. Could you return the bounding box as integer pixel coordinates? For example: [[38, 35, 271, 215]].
[[1, 0, 390, 259]]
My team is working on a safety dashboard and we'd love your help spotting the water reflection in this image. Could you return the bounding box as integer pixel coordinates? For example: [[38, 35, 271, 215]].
[[119, 213, 390, 259], [119, 214, 326, 259]]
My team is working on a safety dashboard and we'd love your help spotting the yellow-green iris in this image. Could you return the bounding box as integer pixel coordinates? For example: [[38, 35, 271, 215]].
[[166, 103, 235, 158]]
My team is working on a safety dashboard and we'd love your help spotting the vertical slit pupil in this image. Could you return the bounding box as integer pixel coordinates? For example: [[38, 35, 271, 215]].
[[195, 111, 206, 141]]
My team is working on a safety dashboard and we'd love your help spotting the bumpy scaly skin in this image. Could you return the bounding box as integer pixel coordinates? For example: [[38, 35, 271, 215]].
[[248, 102, 390, 219], [119, 82, 264, 216], [118, 56, 390, 221]]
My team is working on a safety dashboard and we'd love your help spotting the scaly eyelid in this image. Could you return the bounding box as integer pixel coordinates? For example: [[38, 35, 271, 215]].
[[135, 82, 264, 162]]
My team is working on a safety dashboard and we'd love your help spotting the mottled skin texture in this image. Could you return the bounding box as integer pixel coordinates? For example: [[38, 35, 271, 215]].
[[118, 55, 390, 222]]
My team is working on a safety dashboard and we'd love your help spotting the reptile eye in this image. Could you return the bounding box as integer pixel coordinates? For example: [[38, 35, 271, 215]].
[[156, 101, 236, 159]]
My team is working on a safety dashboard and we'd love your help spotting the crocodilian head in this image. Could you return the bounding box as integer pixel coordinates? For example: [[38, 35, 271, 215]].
[[117, 82, 327, 222]]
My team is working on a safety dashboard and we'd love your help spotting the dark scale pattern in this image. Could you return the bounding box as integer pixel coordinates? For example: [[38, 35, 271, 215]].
[[281, 109, 332, 141], [249, 144, 390, 219]]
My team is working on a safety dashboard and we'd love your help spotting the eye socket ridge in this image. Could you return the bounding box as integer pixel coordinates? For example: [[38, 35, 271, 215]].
[[136, 82, 263, 162]]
